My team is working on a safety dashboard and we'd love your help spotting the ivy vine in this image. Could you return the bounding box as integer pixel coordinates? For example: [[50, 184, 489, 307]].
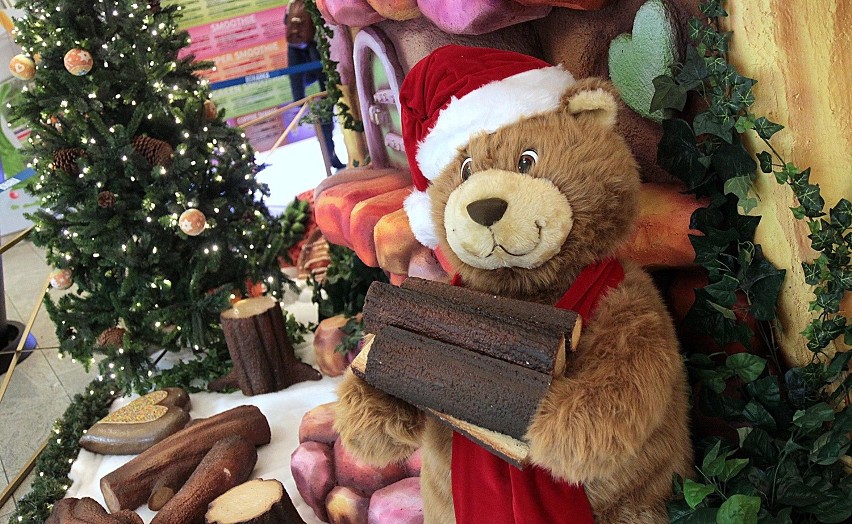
[[303, 0, 364, 133], [653, 1, 851, 522]]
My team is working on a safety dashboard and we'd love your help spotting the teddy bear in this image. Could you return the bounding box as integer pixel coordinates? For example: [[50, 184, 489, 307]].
[[335, 45, 692, 523]]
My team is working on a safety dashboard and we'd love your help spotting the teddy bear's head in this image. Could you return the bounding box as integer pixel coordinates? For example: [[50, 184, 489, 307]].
[[429, 78, 639, 298], [401, 47, 640, 300]]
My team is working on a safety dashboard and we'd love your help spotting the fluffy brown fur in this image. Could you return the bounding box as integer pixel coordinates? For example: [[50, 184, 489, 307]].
[[335, 77, 691, 523]]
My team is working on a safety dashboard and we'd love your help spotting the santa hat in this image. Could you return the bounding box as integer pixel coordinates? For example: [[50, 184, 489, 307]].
[[399, 45, 577, 248]]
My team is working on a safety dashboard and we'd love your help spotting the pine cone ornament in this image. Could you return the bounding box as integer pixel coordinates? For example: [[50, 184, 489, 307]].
[[96, 327, 126, 348], [132, 136, 174, 168], [148, 0, 161, 13], [203, 100, 218, 121], [97, 191, 116, 208], [54, 148, 86, 174]]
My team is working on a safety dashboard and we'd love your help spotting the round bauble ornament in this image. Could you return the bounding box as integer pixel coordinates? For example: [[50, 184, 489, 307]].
[[8, 190, 20, 200], [49, 268, 73, 290], [179, 208, 207, 236], [8, 54, 35, 80], [203, 100, 218, 121], [63, 48, 93, 76], [97, 190, 116, 208]]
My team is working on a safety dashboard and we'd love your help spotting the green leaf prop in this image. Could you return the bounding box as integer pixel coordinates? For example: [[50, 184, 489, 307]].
[[609, 0, 678, 122], [716, 494, 760, 524], [684, 478, 715, 509]]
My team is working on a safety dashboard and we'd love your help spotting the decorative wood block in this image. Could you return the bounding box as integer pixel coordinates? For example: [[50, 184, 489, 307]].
[[417, 0, 551, 35], [100, 405, 271, 513], [79, 388, 190, 455], [349, 187, 410, 267], [317, 0, 386, 27], [206, 478, 305, 524], [212, 296, 321, 395], [151, 436, 257, 524], [374, 208, 419, 276], [616, 182, 705, 268], [314, 169, 411, 248]]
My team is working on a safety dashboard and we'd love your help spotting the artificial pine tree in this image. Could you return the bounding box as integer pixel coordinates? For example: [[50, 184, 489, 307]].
[[10, 0, 292, 392]]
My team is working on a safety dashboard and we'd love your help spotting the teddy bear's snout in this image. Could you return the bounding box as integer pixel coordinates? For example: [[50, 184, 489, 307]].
[[466, 198, 508, 227]]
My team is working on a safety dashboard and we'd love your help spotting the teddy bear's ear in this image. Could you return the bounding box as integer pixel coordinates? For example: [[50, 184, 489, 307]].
[[561, 78, 619, 129]]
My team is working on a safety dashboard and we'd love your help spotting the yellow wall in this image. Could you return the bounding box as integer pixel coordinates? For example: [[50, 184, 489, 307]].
[[724, 1, 851, 365]]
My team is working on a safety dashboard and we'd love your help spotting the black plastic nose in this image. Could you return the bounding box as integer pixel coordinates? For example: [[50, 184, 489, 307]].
[[467, 198, 508, 227]]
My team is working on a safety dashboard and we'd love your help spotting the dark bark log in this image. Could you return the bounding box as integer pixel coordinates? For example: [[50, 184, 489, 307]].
[[364, 279, 579, 376], [205, 478, 306, 524], [214, 296, 320, 396], [100, 405, 270, 513], [151, 436, 257, 524], [46, 497, 142, 524]]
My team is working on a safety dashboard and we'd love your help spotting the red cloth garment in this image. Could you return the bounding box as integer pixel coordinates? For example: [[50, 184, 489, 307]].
[[451, 258, 625, 524]]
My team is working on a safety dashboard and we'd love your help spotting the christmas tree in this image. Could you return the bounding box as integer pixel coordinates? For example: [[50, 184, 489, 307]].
[[9, 0, 293, 392]]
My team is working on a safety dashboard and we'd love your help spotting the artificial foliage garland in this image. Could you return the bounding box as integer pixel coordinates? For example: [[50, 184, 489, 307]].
[[7, 379, 119, 524], [302, 0, 364, 133], [652, 1, 851, 522]]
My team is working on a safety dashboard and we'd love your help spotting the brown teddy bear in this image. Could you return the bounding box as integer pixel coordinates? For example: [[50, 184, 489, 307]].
[[335, 45, 692, 523]]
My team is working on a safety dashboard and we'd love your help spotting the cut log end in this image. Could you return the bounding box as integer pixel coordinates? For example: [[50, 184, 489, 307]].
[[220, 296, 277, 320], [205, 478, 306, 524]]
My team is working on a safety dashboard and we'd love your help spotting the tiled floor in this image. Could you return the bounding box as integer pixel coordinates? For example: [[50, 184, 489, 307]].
[[0, 234, 98, 522]]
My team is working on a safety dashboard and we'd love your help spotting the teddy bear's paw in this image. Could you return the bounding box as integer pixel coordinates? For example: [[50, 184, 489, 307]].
[[334, 371, 424, 466]]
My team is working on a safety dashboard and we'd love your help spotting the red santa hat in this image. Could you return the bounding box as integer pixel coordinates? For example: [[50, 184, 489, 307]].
[[399, 45, 577, 248]]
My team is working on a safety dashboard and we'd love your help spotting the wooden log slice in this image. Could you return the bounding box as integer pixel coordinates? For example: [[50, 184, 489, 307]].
[[205, 478, 306, 524], [363, 279, 579, 376], [218, 296, 321, 395]]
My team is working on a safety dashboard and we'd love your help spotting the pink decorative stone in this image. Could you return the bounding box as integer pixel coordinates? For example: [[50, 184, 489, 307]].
[[318, 0, 386, 27], [417, 0, 551, 35], [407, 246, 451, 284], [314, 315, 353, 377], [300, 402, 340, 444], [334, 437, 408, 496], [515, 0, 612, 8], [366, 0, 421, 20], [326, 486, 370, 524], [368, 477, 423, 524], [404, 448, 422, 477], [291, 441, 336, 522]]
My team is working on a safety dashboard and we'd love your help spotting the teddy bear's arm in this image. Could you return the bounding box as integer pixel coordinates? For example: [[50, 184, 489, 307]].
[[334, 369, 426, 467], [524, 268, 685, 484]]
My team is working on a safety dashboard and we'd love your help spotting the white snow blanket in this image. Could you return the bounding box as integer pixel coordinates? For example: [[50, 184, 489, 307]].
[[66, 275, 341, 524]]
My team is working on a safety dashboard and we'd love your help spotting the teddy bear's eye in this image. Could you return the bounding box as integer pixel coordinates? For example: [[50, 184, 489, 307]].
[[460, 157, 473, 181], [518, 150, 538, 174]]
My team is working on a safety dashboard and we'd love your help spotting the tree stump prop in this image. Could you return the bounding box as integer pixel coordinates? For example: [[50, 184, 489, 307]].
[[210, 296, 321, 396], [352, 278, 581, 466], [100, 405, 270, 513], [151, 436, 257, 524], [205, 478, 306, 524]]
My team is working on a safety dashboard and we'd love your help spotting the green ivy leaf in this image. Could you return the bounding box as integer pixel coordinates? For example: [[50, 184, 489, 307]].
[[742, 400, 777, 430], [724, 176, 757, 213], [776, 481, 825, 507], [700, 0, 728, 17], [790, 205, 806, 219], [718, 458, 749, 482], [753, 117, 784, 140], [809, 429, 851, 465], [826, 351, 852, 381], [792, 402, 834, 433], [658, 119, 710, 192], [716, 494, 760, 524], [694, 111, 733, 142], [684, 478, 716, 509], [702, 440, 725, 476], [712, 139, 758, 180], [746, 376, 781, 408], [803, 488, 852, 523], [726, 353, 767, 382], [829, 198, 852, 228], [757, 151, 773, 173], [735, 115, 755, 133], [651, 75, 688, 112], [678, 45, 710, 89], [797, 184, 826, 218]]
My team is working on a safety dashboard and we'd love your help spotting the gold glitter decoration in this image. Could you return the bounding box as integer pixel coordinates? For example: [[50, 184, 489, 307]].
[[101, 390, 169, 424]]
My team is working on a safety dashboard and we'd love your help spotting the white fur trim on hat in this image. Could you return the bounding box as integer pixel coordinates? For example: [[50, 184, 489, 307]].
[[416, 66, 576, 183], [404, 189, 439, 249]]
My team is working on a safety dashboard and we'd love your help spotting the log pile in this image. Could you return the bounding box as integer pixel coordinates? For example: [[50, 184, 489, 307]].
[[352, 278, 581, 466]]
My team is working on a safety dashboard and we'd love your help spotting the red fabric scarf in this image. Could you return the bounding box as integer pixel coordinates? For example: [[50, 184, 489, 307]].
[[451, 258, 625, 524]]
